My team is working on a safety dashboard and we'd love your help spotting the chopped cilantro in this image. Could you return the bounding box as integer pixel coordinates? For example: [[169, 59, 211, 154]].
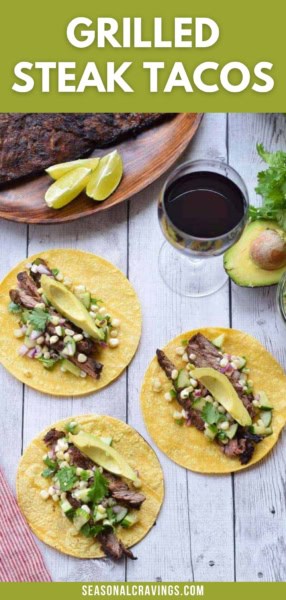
[[23, 308, 50, 331], [80, 522, 104, 537], [55, 466, 77, 492], [51, 268, 59, 276], [8, 301, 22, 314], [87, 470, 108, 504], [202, 402, 223, 425], [175, 418, 184, 426], [41, 456, 58, 478], [249, 144, 286, 230], [181, 339, 188, 346], [41, 467, 57, 478], [37, 356, 59, 369]]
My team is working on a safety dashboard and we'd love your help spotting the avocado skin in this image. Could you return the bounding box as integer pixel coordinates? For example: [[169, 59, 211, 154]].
[[224, 220, 286, 287]]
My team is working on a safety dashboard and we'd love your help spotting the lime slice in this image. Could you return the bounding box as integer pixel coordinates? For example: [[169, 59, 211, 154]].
[[46, 158, 99, 180], [191, 367, 252, 426], [45, 167, 92, 210], [70, 431, 139, 483], [86, 150, 123, 201]]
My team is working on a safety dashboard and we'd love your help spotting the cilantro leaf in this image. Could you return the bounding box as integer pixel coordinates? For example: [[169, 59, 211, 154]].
[[202, 402, 222, 425], [249, 144, 286, 230], [41, 456, 58, 478], [41, 467, 57, 478], [51, 268, 59, 276], [87, 470, 108, 504], [37, 356, 59, 369], [55, 466, 77, 491], [80, 522, 104, 537], [8, 301, 22, 314], [24, 308, 50, 332], [44, 456, 57, 470]]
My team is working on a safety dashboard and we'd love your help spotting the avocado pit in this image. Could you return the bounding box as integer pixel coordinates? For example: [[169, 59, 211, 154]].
[[249, 229, 286, 271]]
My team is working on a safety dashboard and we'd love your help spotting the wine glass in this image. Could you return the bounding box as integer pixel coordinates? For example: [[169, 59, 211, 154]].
[[157, 159, 249, 297]]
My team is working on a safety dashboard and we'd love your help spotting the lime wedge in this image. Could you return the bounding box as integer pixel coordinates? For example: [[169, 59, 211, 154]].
[[191, 367, 252, 426], [45, 167, 92, 210], [86, 150, 123, 201], [70, 431, 139, 483], [46, 158, 99, 180]]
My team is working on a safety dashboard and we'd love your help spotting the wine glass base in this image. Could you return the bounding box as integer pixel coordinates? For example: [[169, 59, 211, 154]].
[[158, 242, 228, 298]]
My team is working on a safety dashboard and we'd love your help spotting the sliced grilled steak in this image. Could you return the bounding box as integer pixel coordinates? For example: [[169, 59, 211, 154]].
[[187, 409, 205, 432], [0, 113, 173, 185], [76, 338, 97, 356], [111, 489, 145, 510], [68, 445, 94, 470], [9, 271, 43, 308], [156, 349, 176, 379], [17, 271, 42, 300], [69, 355, 103, 379], [187, 333, 256, 418], [187, 333, 222, 369], [104, 473, 146, 509], [223, 437, 255, 465], [9, 288, 39, 309], [98, 529, 136, 560], [43, 428, 65, 447]]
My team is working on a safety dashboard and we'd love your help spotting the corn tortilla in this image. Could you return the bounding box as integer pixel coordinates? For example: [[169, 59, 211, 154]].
[[0, 249, 141, 396], [140, 327, 286, 474], [17, 414, 164, 558]]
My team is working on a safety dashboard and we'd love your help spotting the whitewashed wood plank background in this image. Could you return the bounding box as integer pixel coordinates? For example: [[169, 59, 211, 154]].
[[0, 113, 285, 582]]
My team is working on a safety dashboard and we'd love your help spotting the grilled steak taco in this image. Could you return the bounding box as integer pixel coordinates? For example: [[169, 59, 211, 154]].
[[17, 415, 163, 560], [0, 249, 141, 396], [141, 328, 286, 473]]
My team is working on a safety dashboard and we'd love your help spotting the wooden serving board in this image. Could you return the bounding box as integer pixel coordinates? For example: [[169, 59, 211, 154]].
[[0, 113, 203, 224]]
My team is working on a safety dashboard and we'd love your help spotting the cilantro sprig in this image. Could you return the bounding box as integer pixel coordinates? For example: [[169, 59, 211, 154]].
[[55, 466, 78, 491], [249, 144, 286, 230], [87, 470, 108, 504], [201, 402, 226, 426], [22, 308, 50, 331]]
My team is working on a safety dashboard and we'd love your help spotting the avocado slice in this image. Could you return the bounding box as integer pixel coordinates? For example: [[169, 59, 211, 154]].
[[69, 431, 139, 484], [224, 221, 286, 287], [191, 367, 252, 427], [41, 275, 104, 341]]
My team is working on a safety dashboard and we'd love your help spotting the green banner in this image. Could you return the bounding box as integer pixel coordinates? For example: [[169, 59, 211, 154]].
[[1, 583, 286, 599], [0, 0, 285, 112]]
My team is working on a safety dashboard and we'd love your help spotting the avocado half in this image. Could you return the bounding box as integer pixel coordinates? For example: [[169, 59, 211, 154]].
[[224, 220, 286, 287]]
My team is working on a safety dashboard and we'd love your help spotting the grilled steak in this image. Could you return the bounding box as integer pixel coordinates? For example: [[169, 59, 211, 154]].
[[10, 271, 43, 308], [98, 529, 136, 561], [187, 333, 256, 418], [69, 354, 103, 379], [104, 473, 146, 509], [156, 349, 176, 379], [68, 445, 95, 470], [0, 113, 173, 185], [43, 428, 65, 447]]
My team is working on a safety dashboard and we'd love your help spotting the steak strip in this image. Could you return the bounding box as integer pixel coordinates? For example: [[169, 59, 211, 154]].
[[156, 349, 205, 432], [156, 349, 176, 379], [97, 529, 136, 560], [43, 428, 65, 447], [105, 474, 145, 510], [10, 271, 43, 308]]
